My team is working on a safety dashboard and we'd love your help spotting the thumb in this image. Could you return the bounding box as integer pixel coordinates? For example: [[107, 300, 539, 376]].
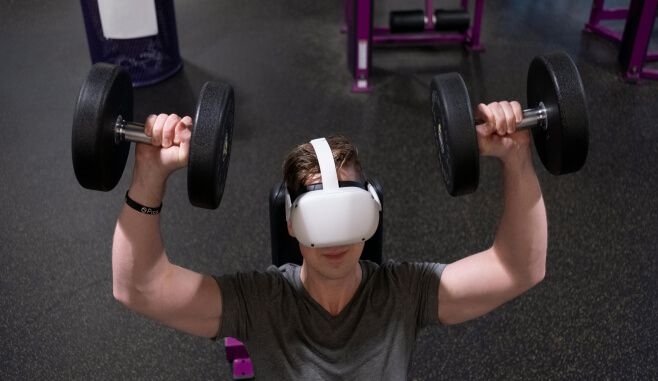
[[178, 128, 191, 166], [476, 124, 497, 157], [475, 103, 495, 136]]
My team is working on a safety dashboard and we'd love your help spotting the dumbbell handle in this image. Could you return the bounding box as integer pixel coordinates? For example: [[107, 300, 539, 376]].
[[475, 102, 547, 131], [114, 116, 155, 145]]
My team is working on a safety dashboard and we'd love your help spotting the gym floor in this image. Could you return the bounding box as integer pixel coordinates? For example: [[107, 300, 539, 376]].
[[2, 0, 657, 379]]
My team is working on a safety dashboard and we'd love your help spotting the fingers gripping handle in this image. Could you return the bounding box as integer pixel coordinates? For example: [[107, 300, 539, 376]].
[[475, 103, 547, 132]]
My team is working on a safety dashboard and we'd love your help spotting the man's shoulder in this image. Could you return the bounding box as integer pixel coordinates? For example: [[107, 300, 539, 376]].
[[361, 259, 446, 281], [361, 259, 445, 270], [213, 264, 294, 292]]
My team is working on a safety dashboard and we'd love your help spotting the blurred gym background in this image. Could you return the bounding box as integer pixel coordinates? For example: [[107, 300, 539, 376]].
[[1, 0, 656, 379]]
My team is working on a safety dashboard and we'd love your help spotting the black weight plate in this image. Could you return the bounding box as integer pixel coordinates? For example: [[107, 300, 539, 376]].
[[188, 82, 235, 209], [527, 52, 589, 175], [430, 73, 479, 196], [72, 63, 133, 191]]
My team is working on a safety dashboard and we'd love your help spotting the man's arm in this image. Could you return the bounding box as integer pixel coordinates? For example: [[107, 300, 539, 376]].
[[112, 114, 222, 338], [437, 101, 547, 325]]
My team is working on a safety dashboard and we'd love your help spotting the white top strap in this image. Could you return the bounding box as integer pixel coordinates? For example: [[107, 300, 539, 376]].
[[310, 138, 339, 189]]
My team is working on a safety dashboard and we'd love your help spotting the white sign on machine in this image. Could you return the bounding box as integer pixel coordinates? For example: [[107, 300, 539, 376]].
[[97, 0, 159, 39]]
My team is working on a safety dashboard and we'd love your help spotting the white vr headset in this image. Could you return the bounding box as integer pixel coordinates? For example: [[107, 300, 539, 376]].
[[285, 138, 382, 248]]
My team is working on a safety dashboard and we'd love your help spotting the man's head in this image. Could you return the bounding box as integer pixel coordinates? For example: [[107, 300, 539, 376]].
[[282, 136, 381, 245], [283, 135, 364, 196], [282, 136, 380, 280]]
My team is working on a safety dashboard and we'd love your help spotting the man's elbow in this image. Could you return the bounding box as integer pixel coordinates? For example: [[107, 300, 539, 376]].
[[520, 259, 546, 291], [113, 282, 132, 307], [112, 280, 143, 311], [497, 245, 547, 291], [507, 251, 546, 293], [529, 265, 546, 287]]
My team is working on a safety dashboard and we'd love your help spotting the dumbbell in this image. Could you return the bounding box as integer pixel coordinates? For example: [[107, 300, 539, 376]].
[[72, 63, 235, 209], [429, 51, 589, 196], [390, 9, 470, 33]]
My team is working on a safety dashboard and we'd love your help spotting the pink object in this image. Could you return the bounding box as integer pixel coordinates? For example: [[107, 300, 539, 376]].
[[224, 337, 249, 362], [232, 358, 254, 380]]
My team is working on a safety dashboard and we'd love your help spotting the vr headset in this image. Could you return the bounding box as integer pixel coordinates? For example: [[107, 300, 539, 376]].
[[285, 138, 382, 248]]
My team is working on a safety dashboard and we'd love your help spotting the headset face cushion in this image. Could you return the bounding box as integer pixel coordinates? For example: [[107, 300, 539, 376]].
[[290, 187, 380, 248]]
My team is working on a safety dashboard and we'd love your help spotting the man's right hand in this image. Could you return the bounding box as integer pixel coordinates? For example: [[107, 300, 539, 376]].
[[474, 101, 531, 166], [137, 114, 193, 178], [129, 114, 193, 205]]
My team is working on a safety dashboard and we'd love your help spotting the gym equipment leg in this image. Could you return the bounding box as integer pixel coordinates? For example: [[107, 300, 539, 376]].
[[618, 0, 658, 82], [583, 0, 658, 82], [583, 0, 629, 42]]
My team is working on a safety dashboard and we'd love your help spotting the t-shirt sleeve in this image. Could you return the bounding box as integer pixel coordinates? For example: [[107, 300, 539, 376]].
[[213, 265, 285, 341], [419, 262, 446, 326], [383, 261, 446, 328]]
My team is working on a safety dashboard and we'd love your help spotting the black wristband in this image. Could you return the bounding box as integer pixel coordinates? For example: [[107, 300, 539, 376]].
[[125, 191, 162, 215]]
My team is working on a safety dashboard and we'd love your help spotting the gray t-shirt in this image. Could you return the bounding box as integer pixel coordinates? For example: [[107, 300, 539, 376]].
[[215, 260, 446, 380]]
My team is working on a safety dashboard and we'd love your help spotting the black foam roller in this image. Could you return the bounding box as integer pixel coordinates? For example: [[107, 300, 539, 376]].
[[390, 10, 425, 33], [434, 9, 470, 32]]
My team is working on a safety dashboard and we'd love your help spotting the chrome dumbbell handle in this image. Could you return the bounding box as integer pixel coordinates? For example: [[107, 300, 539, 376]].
[[114, 115, 152, 145]]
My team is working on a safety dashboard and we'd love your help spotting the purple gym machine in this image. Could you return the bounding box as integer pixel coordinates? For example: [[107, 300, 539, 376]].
[[79, 0, 183, 87], [584, 0, 658, 82], [345, 0, 485, 92], [224, 337, 254, 379]]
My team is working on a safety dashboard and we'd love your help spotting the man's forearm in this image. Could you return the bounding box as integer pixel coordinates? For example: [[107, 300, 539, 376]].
[[112, 180, 169, 305], [492, 157, 548, 284]]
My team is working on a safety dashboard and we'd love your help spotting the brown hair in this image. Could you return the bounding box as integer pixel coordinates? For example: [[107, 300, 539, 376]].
[[283, 135, 364, 194]]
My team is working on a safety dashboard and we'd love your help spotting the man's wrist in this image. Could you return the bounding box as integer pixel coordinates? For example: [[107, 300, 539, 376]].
[[129, 164, 169, 203], [127, 184, 164, 206], [499, 147, 533, 171], [125, 191, 162, 215], [128, 173, 166, 207]]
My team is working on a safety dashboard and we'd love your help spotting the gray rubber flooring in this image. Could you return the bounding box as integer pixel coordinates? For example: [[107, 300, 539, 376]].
[[1, 0, 657, 379]]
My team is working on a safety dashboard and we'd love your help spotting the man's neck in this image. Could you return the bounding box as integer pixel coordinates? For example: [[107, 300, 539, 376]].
[[300, 264, 362, 316]]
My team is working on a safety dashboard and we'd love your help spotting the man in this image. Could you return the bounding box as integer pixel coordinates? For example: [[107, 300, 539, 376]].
[[112, 101, 546, 379]]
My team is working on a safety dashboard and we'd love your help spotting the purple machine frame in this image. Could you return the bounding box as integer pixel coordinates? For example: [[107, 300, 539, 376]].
[[345, 0, 485, 92], [584, 0, 658, 82], [224, 337, 254, 380]]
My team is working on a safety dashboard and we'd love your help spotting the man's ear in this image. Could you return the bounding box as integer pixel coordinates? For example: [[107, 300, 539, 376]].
[[287, 221, 295, 237]]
